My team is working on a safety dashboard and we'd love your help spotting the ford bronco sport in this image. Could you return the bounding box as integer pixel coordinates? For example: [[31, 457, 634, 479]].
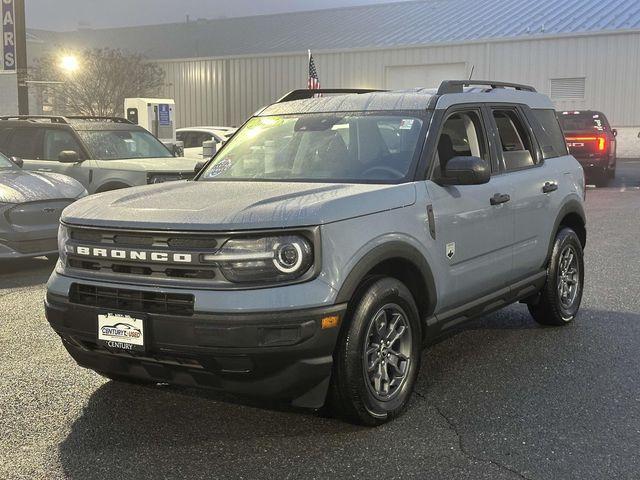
[[45, 81, 587, 425], [0, 115, 198, 193]]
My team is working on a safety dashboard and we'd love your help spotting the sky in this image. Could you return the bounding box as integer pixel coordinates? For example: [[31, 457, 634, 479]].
[[26, 0, 411, 31]]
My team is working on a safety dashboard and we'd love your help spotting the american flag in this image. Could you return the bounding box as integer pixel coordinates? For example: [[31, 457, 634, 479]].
[[308, 51, 321, 92]]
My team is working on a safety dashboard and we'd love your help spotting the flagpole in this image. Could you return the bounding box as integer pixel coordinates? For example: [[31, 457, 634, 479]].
[[307, 49, 311, 89]]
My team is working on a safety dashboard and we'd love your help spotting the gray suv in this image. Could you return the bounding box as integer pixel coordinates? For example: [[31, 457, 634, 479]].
[[0, 116, 198, 193], [45, 81, 586, 425]]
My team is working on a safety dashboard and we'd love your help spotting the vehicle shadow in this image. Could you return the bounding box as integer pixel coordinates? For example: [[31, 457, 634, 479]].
[[56, 307, 635, 479], [0, 257, 56, 289]]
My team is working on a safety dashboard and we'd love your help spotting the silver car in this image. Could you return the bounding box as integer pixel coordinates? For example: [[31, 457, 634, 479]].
[[0, 153, 86, 259], [0, 116, 199, 194]]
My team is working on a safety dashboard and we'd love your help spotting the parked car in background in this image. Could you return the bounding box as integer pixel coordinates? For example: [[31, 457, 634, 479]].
[[0, 116, 199, 194], [0, 151, 86, 259], [557, 110, 617, 186], [177, 126, 237, 160]]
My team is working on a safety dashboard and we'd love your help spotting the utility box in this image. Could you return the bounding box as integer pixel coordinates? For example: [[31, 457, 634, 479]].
[[125, 98, 176, 144]]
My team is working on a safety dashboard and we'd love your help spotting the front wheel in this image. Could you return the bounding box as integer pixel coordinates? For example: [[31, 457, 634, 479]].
[[329, 277, 422, 426], [528, 228, 584, 326]]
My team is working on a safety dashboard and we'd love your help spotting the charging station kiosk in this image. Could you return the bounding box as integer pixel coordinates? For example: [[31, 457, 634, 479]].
[[125, 98, 177, 144]]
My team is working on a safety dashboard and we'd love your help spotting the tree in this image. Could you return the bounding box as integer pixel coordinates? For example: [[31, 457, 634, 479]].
[[32, 48, 165, 117]]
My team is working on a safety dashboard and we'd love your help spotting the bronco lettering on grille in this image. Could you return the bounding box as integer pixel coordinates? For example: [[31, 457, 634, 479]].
[[73, 246, 193, 263]]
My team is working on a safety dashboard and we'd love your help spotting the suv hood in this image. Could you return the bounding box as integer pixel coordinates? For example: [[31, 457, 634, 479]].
[[0, 170, 85, 204], [94, 157, 198, 172], [62, 181, 416, 230]]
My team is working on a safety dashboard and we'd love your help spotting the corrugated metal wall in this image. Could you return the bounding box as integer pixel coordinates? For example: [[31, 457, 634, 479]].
[[156, 31, 640, 128]]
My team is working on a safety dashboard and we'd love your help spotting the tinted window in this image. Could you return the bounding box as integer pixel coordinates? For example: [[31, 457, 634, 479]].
[[200, 113, 426, 183], [432, 110, 488, 181], [7, 127, 43, 159], [0, 128, 13, 150], [533, 109, 568, 159], [43, 129, 83, 160], [76, 129, 173, 159], [558, 111, 610, 132], [493, 110, 536, 171]]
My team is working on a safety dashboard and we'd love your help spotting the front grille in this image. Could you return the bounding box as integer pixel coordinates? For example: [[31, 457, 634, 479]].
[[5, 238, 57, 254], [69, 283, 194, 316], [66, 226, 223, 284]]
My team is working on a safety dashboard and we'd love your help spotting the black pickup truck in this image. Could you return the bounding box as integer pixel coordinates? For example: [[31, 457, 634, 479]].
[[558, 110, 617, 187]]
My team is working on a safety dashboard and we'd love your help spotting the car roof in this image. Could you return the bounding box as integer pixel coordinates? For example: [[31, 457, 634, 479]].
[[260, 85, 554, 116], [0, 118, 147, 132]]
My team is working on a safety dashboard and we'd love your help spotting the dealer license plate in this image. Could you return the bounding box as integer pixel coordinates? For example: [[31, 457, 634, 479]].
[[97, 313, 145, 352]]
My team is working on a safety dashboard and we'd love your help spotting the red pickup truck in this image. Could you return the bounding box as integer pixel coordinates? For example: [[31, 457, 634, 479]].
[[557, 110, 617, 187]]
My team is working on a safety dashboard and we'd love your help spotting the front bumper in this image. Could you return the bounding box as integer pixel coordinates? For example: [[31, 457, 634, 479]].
[[45, 288, 346, 409], [0, 230, 58, 259]]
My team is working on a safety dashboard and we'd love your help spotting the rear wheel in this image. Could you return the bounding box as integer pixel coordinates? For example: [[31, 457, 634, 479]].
[[528, 227, 584, 326], [329, 277, 422, 426]]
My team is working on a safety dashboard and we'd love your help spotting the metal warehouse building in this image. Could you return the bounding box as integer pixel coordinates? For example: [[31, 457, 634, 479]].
[[26, 0, 640, 155]]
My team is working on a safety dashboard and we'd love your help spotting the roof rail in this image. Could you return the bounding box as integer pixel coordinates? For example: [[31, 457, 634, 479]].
[[437, 80, 537, 95], [277, 88, 386, 103], [65, 115, 133, 124], [0, 115, 69, 124]]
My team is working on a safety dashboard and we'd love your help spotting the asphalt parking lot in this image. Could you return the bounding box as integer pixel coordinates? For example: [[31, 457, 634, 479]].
[[1, 160, 639, 480]]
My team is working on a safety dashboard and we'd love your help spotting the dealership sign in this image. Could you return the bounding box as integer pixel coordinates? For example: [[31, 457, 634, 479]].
[[2, 0, 15, 71]]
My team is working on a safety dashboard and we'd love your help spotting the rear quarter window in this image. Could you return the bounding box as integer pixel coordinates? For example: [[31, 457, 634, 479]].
[[533, 109, 568, 159]]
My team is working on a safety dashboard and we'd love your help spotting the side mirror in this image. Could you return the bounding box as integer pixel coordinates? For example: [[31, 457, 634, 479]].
[[194, 161, 206, 174], [612, 129, 618, 137], [58, 150, 79, 163], [10, 156, 23, 168], [174, 141, 184, 157], [440, 156, 490, 186]]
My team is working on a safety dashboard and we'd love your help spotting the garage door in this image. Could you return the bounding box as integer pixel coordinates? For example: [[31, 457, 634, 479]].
[[386, 63, 467, 90]]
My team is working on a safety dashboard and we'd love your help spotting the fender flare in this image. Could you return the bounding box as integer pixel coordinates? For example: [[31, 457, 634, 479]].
[[544, 198, 587, 266], [94, 181, 132, 193], [334, 241, 437, 318]]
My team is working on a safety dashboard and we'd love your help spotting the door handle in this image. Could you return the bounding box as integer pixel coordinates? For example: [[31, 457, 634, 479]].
[[490, 193, 511, 205], [542, 181, 558, 193]]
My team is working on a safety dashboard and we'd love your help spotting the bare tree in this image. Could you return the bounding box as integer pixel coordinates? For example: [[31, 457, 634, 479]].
[[32, 48, 165, 117]]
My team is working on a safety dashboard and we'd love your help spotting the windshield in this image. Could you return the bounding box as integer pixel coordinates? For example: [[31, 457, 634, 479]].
[[77, 129, 173, 160], [199, 113, 426, 183], [558, 112, 608, 132], [0, 152, 15, 169]]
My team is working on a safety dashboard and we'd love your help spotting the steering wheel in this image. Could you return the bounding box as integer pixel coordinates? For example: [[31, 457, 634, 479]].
[[361, 165, 404, 179]]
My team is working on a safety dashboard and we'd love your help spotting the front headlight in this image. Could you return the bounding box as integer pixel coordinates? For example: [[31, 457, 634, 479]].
[[57, 223, 70, 267], [205, 235, 314, 283]]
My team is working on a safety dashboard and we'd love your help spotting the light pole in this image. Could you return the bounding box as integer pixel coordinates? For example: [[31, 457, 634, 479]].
[[14, 0, 28, 114]]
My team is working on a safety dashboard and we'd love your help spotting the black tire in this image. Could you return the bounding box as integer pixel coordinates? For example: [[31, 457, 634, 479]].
[[528, 228, 584, 326], [593, 169, 609, 187], [607, 165, 616, 180], [329, 277, 422, 426]]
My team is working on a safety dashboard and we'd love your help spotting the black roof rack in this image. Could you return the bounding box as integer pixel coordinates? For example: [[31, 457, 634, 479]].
[[0, 115, 134, 124], [0, 115, 69, 123], [65, 115, 133, 124], [277, 88, 386, 103], [437, 80, 537, 95]]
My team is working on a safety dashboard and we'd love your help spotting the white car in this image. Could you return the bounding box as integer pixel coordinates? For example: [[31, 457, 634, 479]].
[[177, 126, 237, 160]]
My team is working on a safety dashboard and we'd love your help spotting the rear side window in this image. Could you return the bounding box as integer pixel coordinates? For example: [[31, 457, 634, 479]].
[[6, 127, 43, 159], [0, 128, 13, 150], [533, 109, 568, 159], [493, 109, 537, 171]]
